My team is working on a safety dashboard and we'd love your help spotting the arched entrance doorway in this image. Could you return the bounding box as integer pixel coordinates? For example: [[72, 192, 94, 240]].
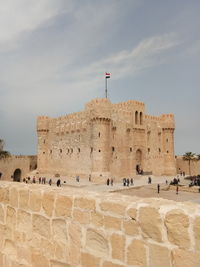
[[13, 169, 21, 182], [136, 149, 142, 174]]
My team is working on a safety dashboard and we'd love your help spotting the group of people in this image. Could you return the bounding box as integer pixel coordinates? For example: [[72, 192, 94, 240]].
[[122, 178, 134, 186], [106, 178, 114, 186]]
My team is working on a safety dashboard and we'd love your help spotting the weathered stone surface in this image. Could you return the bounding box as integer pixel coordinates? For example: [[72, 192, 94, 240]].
[[172, 248, 200, 267], [6, 206, 16, 228], [127, 239, 147, 267], [32, 214, 51, 238], [165, 209, 190, 248], [9, 187, 18, 208], [100, 201, 126, 216], [50, 260, 70, 267], [52, 219, 67, 241], [194, 216, 200, 251], [0, 186, 9, 203], [3, 239, 17, 256], [139, 207, 163, 242], [123, 218, 139, 235], [91, 211, 104, 227], [69, 242, 80, 267], [0, 205, 5, 223], [29, 190, 42, 211], [86, 228, 108, 257], [42, 191, 55, 217], [68, 222, 82, 248], [110, 233, 125, 261], [127, 207, 137, 219], [17, 209, 31, 232], [19, 189, 29, 209], [74, 197, 96, 210], [32, 251, 49, 267], [103, 262, 125, 267], [54, 241, 67, 261], [104, 215, 121, 230], [81, 252, 100, 267], [73, 209, 90, 224], [149, 243, 171, 267], [17, 246, 32, 265], [55, 195, 72, 217]]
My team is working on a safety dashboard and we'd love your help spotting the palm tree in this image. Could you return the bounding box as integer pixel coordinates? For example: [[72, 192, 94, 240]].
[[183, 152, 195, 176]]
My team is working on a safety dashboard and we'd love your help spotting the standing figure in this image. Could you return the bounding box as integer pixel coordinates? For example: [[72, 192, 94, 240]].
[[126, 178, 130, 187], [176, 185, 179, 195], [49, 179, 52, 186], [110, 178, 113, 186], [157, 184, 160, 194], [130, 178, 133, 185], [57, 179, 61, 187], [107, 178, 110, 186]]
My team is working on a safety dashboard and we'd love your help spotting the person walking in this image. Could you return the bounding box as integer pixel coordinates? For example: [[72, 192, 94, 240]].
[[57, 179, 61, 187], [106, 178, 110, 186], [49, 179, 52, 186]]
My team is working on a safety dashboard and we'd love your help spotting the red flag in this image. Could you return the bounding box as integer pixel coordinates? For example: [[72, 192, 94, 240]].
[[105, 72, 110, 78]]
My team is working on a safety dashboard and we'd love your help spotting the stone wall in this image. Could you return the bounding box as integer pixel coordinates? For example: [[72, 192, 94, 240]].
[[0, 156, 37, 181], [176, 156, 200, 176], [0, 181, 199, 267]]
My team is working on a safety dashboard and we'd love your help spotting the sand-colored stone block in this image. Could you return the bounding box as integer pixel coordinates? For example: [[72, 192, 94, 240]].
[[127, 239, 147, 267], [91, 211, 104, 227], [123, 218, 139, 235], [165, 209, 190, 248], [29, 190, 42, 212], [100, 201, 126, 216], [172, 248, 200, 267], [6, 206, 16, 229], [139, 207, 163, 242], [54, 241, 67, 261], [17, 246, 32, 265], [81, 252, 100, 267], [52, 219, 67, 241], [0, 204, 5, 223], [69, 242, 80, 267], [17, 209, 31, 232], [42, 191, 55, 217], [55, 195, 72, 217], [104, 215, 121, 230], [0, 186, 9, 204], [86, 228, 108, 257], [9, 187, 18, 208], [50, 260, 70, 267], [68, 222, 82, 248], [110, 233, 125, 261], [32, 214, 51, 238], [127, 207, 137, 219], [0, 252, 3, 267], [194, 216, 200, 251], [74, 197, 96, 210], [3, 239, 17, 257], [19, 189, 29, 209], [103, 261, 125, 267], [73, 209, 90, 224], [32, 251, 49, 267], [149, 243, 171, 267]]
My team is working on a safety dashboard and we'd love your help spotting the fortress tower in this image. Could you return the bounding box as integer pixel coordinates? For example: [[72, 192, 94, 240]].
[[37, 98, 176, 179]]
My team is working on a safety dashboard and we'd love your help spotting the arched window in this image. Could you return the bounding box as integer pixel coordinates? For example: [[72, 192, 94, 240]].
[[135, 111, 138, 125], [140, 112, 143, 125]]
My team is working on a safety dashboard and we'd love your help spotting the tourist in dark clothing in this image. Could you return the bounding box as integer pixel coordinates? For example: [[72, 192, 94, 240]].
[[157, 184, 160, 194], [107, 178, 110, 186], [57, 179, 61, 187]]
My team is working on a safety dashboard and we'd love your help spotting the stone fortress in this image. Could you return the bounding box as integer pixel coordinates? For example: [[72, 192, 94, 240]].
[[37, 98, 176, 180]]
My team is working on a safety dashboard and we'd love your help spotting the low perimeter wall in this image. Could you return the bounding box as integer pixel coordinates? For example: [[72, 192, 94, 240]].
[[0, 182, 200, 267]]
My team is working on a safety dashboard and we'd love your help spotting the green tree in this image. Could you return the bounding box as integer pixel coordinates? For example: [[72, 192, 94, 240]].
[[0, 139, 10, 159], [183, 152, 196, 176]]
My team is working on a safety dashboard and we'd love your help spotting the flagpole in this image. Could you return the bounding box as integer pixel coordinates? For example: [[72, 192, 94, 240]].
[[105, 76, 107, 98]]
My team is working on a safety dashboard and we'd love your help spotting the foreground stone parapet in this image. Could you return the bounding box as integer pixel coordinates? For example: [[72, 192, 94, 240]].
[[0, 181, 199, 267]]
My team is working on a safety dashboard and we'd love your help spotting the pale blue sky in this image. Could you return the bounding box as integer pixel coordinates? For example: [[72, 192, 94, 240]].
[[0, 0, 199, 155]]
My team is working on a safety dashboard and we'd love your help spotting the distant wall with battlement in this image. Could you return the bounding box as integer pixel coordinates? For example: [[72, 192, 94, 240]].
[[0, 155, 37, 181], [37, 98, 176, 179], [0, 182, 199, 266]]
